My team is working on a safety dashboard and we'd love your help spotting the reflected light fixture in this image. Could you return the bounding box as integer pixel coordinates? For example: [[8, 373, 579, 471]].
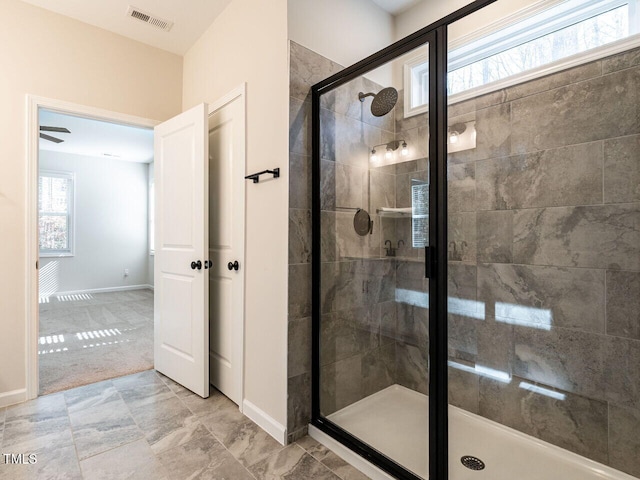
[[448, 122, 467, 145], [369, 139, 408, 164]]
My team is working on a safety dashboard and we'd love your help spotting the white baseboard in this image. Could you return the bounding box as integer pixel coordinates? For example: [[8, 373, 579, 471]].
[[40, 284, 154, 299], [309, 425, 395, 480], [0, 388, 27, 408], [242, 399, 287, 446]]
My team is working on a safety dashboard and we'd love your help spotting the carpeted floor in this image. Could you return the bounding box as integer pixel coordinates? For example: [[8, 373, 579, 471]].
[[38, 289, 154, 395]]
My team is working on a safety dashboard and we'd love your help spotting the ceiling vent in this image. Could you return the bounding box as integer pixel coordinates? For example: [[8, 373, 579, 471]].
[[126, 6, 173, 32]]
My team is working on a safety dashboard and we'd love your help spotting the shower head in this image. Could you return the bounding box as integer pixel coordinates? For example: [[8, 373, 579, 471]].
[[358, 87, 398, 117]]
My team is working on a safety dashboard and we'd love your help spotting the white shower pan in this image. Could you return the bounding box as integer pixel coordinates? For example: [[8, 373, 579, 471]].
[[310, 384, 637, 480]]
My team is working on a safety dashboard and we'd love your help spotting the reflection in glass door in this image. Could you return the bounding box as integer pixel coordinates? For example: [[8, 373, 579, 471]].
[[446, 1, 640, 479], [315, 43, 431, 479]]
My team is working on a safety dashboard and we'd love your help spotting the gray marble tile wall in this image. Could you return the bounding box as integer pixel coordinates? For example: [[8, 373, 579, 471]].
[[289, 40, 435, 436], [446, 47, 640, 477], [288, 41, 412, 440]]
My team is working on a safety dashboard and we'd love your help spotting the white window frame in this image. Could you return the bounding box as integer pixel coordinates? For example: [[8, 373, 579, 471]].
[[404, 0, 640, 117], [39, 170, 75, 257]]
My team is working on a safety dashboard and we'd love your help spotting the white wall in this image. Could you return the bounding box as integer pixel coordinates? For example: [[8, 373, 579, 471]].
[[0, 0, 182, 404], [183, 0, 290, 435], [394, 0, 541, 41], [39, 151, 150, 295], [288, 0, 395, 85]]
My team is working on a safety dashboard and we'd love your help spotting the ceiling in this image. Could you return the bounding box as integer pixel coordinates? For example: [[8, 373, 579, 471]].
[[39, 110, 154, 163], [371, 0, 423, 15], [21, 0, 232, 55], [21, 0, 422, 55]]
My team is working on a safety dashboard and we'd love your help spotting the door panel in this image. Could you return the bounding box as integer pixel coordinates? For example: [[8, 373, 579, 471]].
[[154, 103, 209, 398], [208, 92, 245, 406]]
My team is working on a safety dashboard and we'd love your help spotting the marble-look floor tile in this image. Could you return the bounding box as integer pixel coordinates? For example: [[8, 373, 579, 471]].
[[217, 416, 285, 468], [126, 395, 200, 452], [3, 395, 73, 454], [79, 438, 168, 480], [249, 444, 340, 480], [0, 445, 81, 480], [63, 381, 120, 414], [115, 375, 174, 411], [176, 387, 231, 418], [296, 436, 371, 480], [69, 398, 142, 459], [159, 431, 254, 480]]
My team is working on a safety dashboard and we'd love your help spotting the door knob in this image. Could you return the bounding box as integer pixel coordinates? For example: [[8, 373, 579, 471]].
[[227, 261, 239, 271], [191, 260, 202, 270], [204, 260, 213, 269]]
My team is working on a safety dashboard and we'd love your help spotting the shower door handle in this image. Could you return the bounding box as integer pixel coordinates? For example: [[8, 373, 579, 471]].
[[425, 246, 435, 279]]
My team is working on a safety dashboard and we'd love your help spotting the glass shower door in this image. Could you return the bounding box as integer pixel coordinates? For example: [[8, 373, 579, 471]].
[[316, 43, 431, 479]]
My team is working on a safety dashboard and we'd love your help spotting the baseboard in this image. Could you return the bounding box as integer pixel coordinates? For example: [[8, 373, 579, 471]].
[[242, 399, 287, 446], [40, 284, 154, 299], [309, 425, 395, 480], [0, 388, 27, 408]]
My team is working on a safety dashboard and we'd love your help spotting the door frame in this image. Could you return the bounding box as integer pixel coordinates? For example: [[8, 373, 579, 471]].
[[25, 95, 159, 400], [206, 83, 247, 410]]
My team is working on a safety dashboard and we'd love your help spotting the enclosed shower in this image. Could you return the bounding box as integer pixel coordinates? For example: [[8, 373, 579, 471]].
[[295, 0, 640, 479]]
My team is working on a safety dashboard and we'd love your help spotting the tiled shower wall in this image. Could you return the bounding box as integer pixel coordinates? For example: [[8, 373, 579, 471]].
[[288, 38, 640, 478], [446, 48, 640, 477], [287, 41, 432, 440]]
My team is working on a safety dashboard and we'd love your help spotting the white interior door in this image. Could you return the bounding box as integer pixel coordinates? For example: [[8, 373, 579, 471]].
[[208, 89, 245, 406], [154, 103, 209, 398]]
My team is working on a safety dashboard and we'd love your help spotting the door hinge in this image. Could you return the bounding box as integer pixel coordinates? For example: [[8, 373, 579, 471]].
[[425, 246, 435, 279]]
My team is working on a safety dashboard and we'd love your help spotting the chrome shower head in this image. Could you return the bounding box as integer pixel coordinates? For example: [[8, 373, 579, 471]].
[[358, 87, 398, 117]]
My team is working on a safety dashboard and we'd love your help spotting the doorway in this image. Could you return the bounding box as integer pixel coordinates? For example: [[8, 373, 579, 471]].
[[26, 96, 159, 400]]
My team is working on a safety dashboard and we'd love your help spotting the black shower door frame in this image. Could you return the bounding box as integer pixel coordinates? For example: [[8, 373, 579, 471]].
[[310, 1, 497, 479]]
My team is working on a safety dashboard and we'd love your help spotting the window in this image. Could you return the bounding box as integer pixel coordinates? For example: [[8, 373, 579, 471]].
[[405, 0, 640, 115], [39, 171, 74, 256]]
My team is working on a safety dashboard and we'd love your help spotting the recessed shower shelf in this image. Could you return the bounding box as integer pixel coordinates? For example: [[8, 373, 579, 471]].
[[376, 207, 412, 218]]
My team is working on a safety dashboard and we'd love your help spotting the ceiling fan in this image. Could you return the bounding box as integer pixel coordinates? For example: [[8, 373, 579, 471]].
[[40, 126, 71, 144]]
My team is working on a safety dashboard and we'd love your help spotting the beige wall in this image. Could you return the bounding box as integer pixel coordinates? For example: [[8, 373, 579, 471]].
[[394, 0, 541, 41], [287, 0, 395, 85], [183, 0, 290, 430], [0, 0, 182, 402]]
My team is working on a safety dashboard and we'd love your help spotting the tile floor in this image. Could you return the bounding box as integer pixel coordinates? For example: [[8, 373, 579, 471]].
[[0, 370, 370, 480]]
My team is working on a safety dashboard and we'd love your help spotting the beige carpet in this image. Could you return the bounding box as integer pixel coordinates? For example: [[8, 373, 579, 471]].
[[38, 289, 154, 395]]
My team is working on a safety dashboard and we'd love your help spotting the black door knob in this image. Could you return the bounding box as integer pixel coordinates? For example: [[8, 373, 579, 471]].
[[204, 260, 213, 269], [191, 260, 202, 270], [227, 261, 239, 271]]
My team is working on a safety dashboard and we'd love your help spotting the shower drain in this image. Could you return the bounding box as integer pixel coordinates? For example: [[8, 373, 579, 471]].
[[461, 455, 486, 471]]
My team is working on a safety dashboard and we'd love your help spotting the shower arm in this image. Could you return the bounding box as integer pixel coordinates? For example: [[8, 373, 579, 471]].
[[358, 92, 376, 102]]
